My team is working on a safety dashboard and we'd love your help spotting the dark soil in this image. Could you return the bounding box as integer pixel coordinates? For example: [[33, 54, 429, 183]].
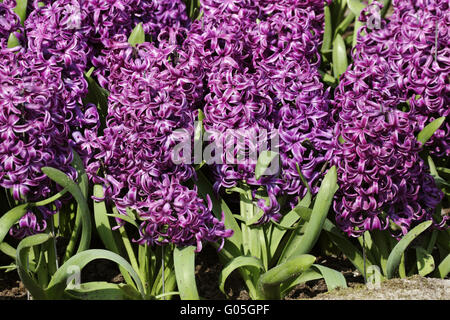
[[0, 251, 26, 300]]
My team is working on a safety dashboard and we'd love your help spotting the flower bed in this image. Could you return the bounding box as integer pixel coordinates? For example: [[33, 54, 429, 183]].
[[0, 0, 448, 301]]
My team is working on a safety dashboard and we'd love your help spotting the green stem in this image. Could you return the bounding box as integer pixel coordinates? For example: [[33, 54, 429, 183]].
[[63, 207, 82, 262], [46, 237, 57, 277], [426, 231, 438, 254], [119, 226, 139, 275], [34, 245, 49, 288], [138, 244, 149, 295], [371, 230, 390, 276], [334, 12, 355, 36]]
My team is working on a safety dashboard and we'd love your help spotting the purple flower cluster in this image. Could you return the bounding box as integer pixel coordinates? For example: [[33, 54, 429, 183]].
[[356, 0, 450, 156], [0, 1, 102, 238], [0, 0, 22, 48], [0, 47, 84, 237], [0, 0, 191, 239], [84, 0, 189, 45], [25, 0, 190, 80], [331, 0, 448, 237], [185, 0, 332, 222], [84, 31, 232, 251]]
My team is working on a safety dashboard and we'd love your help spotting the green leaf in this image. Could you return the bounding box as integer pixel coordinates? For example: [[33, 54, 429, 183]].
[[16, 234, 51, 300], [293, 206, 313, 221], [225, 186, 248, 195], [0, 204, 28, 244], [433, 253, 450, 278], [280, 167, 338, 263], [245, 208, 265, 226], [334, 12, 355, 36], [255, 150, 279, 180], [323, 219, 371, 275], [72, 149, 89, 198], [321, 72, 337, 86], [386, 220, 432, 279], [296, 163, 313, 197], [41, 167, 92, 254], [46, 249, 145, 299], [268, 194, 311, 261], [118, 284, 144, 300], [14, 0, 28, 24], [218, 256, 264, 296], [195, 170, 242, 254], [0, 242, 16, 259], [371, 230, 390, 275], [92, 185, 137, 289], [32, 188, 68, 207], [321, 5, 332, 52], [239, 188, 261, 261], [280, 268, 323, 296], [65, 282, 134, 300], [7, 33, 20, 48], [93, 185, 119, 252], [347, 0, 367, 17], [437, 167, 450, 174], [106, 213, 139, 229], [332, 34, 348, 80], [257, 254, 315, 300], [428, 156, 440, 179], [0, 264, 17, 272], [357, 231, 378, 269], [128, 22, 145, 47], [380, 0, 392, 18], [417, 117, 446, 145], [312, 264, 347, 291], [173, 246, 199, 300], [416, 247, 435, 277]]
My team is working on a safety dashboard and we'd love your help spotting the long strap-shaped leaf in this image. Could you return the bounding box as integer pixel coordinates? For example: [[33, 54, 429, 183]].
[[0, 242, 16, 259], [218, 256, 264, 296], [416, 247, 435, 277], [65, 282, 139, 300], [386, 220, 432, 279], [417, 116, 446, 145], [195, 170, 242, 257], [321, 5, 332, 52], [269, 192, 311, 263], [332, 35, 348, 80], [46, 249, 145, 299], [257, 254, 316, 300], [347, 0, 366, 17], [41, 167, 91, 253], [14, 0, 28, 24], [173, 246, 200, 300], [323, 219, 371, 275], [279, 166, 338, 263], [312, 264, 347, 291], [280, 268, 323, 296], [279, 263, 347, 298], [92, 185, 137, 289], [433, 253, 450, 278], [0, 204, 28, 244], [16, 234, 52, 300]]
